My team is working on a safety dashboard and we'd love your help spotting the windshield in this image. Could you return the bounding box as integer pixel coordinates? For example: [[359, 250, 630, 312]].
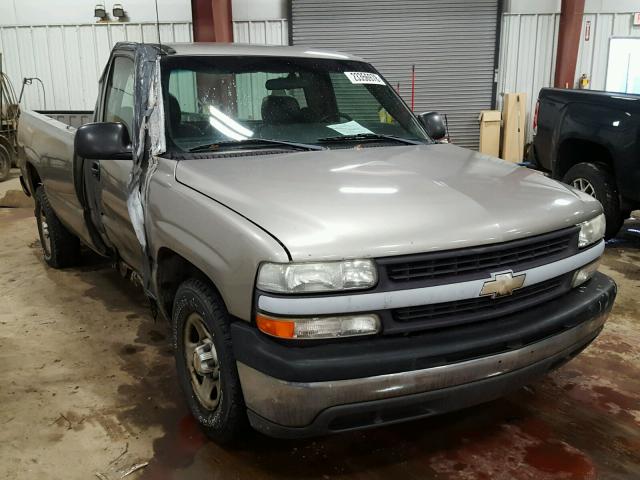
[[160, 55, 429, 152]]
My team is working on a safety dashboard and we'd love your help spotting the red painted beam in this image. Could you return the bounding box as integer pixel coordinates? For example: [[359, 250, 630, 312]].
[[554, 0, 585, 88], [211, 0, 233, 42], [191, 0, 214, 42], [191, 0, 233, 42]]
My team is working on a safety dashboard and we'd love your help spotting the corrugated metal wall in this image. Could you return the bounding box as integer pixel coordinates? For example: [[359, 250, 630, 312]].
[[290, 0, 499, 150], [576, 12, 640, 91], [497, 13, 560, 143], [232, 19, 289, 45], [0, 22, 193, 111], [497, 11, 640, 144]]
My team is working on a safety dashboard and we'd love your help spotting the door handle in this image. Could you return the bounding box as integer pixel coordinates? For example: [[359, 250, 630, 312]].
[[91, 161, 100, 179]]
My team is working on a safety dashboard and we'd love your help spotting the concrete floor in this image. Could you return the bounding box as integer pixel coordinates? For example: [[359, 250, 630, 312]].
[[1, 170, 639, 480]]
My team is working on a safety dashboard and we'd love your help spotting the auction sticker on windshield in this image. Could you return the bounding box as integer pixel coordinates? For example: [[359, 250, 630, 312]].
[[327, 121, 374, 136], [344, 72, 386, 85]]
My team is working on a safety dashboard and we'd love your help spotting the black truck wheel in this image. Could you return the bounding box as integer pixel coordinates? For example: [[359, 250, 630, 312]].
[[562, 162, 624, 239], [173, 278, 247, 444], [34, 186, 81, 268]]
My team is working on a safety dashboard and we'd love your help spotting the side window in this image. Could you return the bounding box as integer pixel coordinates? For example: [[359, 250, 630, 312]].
[[103, 56, 135, 134]]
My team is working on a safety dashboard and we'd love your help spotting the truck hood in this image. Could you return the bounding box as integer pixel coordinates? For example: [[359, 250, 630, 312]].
[[175, 144, 602, 260]]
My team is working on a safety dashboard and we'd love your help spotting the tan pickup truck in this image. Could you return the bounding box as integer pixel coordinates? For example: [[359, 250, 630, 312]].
[[18, 42, 616, 442]]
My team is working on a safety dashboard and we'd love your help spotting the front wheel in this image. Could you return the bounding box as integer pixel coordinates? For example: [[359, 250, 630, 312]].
[[173, 279, 247, 444], [562, 162, 624, 239]]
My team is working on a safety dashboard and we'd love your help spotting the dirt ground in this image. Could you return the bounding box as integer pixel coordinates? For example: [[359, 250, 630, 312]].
[[1, 170, 639, 480]]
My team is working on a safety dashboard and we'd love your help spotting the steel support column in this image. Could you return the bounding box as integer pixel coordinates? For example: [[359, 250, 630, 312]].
[[191, 0, 233, 42], [554, 0, 585, 88]]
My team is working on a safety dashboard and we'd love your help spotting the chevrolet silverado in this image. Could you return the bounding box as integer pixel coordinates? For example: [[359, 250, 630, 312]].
[[18, 42, 616, 442]]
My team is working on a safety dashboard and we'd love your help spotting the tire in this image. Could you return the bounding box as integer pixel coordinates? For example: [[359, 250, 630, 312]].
[[0, 136, 15, 169], [34, 186, 81, 268], [0, 145, 10, 182], [173, 278, 247, 444], [562, 162, 624, 239]]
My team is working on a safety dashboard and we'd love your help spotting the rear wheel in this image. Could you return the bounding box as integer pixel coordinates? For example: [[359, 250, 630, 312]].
[[173, 278, 247, 444], [562, 162, 624, 239], [0, 145, 10, 182], [34, 186, 81, 268]]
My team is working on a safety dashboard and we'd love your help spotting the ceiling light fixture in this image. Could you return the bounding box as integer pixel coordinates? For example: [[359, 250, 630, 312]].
[[112, 3, 126, 19], [94, 4, 107, 19]]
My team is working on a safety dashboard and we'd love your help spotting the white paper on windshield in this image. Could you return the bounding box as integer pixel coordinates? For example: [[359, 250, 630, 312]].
[[344, 71, 386, 85], [327, 120, 374, 136]]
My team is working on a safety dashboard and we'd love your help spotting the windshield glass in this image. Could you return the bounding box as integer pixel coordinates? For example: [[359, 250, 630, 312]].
[[160, 55, 429, 152]]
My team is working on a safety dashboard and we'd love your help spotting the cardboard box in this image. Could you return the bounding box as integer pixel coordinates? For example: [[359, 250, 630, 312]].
[[478, 110, 501, 157], [501, 92, 526, 163]]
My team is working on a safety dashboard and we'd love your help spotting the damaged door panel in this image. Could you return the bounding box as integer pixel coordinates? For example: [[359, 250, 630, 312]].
[[96, 54, 143, 273]]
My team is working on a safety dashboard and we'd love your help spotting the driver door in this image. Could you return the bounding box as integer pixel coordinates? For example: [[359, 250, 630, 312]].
[[90, 55, 144, 272]]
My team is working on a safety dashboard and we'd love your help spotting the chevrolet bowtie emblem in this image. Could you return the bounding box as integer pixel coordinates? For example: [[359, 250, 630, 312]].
[[480, 271, 526, 298]]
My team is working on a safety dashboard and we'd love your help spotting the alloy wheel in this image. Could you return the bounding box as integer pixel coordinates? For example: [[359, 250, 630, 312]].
[[571, 177, 596, 198], [184, 312, 222, 410]]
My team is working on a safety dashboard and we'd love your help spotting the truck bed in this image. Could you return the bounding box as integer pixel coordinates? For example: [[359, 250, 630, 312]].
[[533, 86, 640, 230], [538, 88, 640, 111], [34, 110, 93, 129], [17, 109, 95, 247]]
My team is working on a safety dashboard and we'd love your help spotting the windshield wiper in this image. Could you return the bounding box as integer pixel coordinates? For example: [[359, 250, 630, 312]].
[[188, 138, 326, 153], [317, 133, 425, 145]]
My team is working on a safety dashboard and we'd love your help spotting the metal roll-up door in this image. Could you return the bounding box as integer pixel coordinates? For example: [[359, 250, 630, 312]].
[[291, 0, 499, 149]]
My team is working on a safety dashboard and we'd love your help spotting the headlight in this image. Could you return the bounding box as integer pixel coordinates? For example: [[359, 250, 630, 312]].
[[256, 313, 381, 339], [257, 259, 377, 294], [578, 213, 606, 248], [572, 259, 600, 288]]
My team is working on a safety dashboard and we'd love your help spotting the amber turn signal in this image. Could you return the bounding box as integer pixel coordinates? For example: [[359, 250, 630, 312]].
[[256, 313, 380, 340], [256, 314, 296, 339]]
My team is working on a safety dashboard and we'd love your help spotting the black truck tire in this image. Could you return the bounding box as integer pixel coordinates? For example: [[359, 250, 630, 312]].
[[173, 278, 247, 444], [562, 162, 624, 239], [34, 186, 81, 268]]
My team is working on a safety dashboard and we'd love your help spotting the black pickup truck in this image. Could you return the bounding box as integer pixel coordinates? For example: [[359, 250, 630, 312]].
[[532, 88, 640, 238]]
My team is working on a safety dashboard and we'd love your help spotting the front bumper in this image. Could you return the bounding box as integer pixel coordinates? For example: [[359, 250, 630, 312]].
[[232, 272, 616, 438]]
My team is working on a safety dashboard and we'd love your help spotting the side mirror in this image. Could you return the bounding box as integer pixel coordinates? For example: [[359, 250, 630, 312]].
[[417, 112, 447, 141], [75, 122, 132, 160]]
